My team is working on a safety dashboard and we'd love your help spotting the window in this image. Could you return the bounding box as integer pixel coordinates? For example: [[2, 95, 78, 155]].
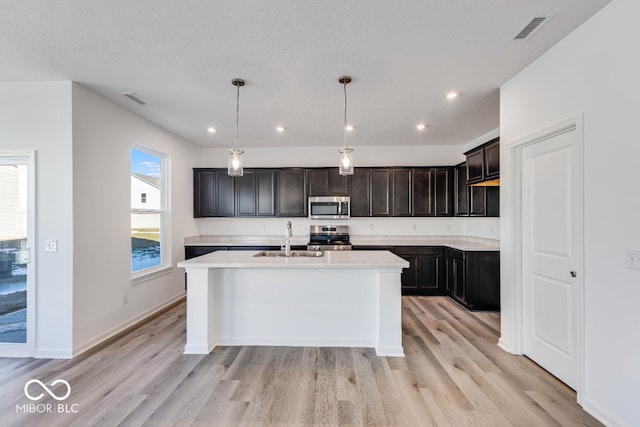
[[131, 145, 170, 280]]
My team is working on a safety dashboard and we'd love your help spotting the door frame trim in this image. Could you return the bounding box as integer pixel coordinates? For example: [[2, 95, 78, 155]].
[[507, 115, 585, 403], [0, 150, 36, 357]]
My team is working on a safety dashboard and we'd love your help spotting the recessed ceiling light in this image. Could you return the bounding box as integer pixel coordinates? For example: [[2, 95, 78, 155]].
[[416, 123, 427, 131], [345, 125, 354, 132], [276, 126, 285, 132], [446, 91, 458, 100], [207, 127, 217, 134]]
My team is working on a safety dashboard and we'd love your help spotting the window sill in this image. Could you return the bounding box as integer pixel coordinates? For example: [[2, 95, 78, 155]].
[[131, 265, 173, 286]]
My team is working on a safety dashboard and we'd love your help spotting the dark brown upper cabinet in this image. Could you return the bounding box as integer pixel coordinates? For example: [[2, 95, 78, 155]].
[[454, 163, 469, 216], [236, 169, 276, 217], [433, 168, 453, 216], [350, 168, 371, 217], [412, 169, 434, 216], [194, 168, 275, 218], [392, 169, 412, 216], [371, 169, 392, 216], [484, 139, 500, 179], [308, 168, 349, 196], [193, 168, 235, 217], [454, 162, 499, 217], [465, 137, 500, 185], [276, 169, 308, 217], [193, 168, 217, 217]]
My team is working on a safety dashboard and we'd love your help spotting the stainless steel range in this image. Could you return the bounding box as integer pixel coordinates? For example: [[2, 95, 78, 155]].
[[307, 225, 352, 251]]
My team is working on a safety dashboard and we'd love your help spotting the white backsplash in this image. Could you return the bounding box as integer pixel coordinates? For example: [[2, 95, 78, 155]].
[[194, 216, 500, 240]]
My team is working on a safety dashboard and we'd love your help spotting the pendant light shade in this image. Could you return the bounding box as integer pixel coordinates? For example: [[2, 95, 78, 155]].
[[228, 78, 245, 177], [338, 76, 354, 175]]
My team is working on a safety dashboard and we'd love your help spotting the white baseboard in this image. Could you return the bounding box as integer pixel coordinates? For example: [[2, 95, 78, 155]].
[[71, 293, 185, 358], [34, 348, 73, 359], [582, 398, 625, 427]]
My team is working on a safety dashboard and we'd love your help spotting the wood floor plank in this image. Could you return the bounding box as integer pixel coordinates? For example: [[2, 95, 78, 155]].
[[0, 297, 604, 427]]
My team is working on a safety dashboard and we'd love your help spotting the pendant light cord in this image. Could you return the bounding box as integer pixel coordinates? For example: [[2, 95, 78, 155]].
[[343, 80, 348, 149], [235, 83, 240, 150]]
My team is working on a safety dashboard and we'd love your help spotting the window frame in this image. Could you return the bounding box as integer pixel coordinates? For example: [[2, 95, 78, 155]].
[[130, 143, 172, 284]]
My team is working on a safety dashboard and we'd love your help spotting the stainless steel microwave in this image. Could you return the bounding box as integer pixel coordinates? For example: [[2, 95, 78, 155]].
[[308, 196, 350, 220]]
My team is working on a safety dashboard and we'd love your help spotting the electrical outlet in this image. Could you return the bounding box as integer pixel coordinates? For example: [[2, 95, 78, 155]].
[[123, 294, 128, 306], [411, 224, 417, 232], [626, 249, 640, 270], [45, 240, 58, 252]]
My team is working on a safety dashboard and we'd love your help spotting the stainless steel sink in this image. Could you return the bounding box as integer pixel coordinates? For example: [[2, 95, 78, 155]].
[[253, 250, 324, 258]]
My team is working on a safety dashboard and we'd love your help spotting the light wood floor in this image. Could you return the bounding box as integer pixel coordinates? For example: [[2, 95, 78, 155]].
[[0, 296, 602, 426]]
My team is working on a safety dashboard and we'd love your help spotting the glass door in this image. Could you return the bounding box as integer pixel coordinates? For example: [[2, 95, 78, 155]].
[[0, 154, 33, 355]]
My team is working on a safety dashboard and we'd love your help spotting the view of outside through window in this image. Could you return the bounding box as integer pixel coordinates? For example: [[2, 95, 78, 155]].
[[0, 164, 28, 343], [131, 148, 163, 273]]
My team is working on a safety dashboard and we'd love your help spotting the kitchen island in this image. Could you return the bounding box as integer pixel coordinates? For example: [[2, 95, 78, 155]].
[[177, 250, 409, 357]]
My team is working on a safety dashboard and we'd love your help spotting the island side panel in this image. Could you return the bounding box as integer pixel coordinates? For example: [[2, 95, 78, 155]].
[[183, 267, 217, 354], [213, 268, 378, 348], [376, 269, 405, 357]]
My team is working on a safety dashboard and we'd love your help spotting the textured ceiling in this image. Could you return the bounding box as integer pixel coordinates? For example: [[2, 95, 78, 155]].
[[0, 0, 610, 148]]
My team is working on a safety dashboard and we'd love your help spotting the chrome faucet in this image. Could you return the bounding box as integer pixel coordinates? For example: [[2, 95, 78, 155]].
[[284, 221, 293, 256]]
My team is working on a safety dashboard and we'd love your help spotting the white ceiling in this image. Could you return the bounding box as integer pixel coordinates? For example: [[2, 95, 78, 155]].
[[0, 0, 610, 149]]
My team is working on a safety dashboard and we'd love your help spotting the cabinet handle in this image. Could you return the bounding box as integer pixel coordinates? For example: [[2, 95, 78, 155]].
[[570, 271, 577, 278]]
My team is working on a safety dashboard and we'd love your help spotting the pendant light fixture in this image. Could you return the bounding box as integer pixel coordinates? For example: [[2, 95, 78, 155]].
[[228, 78, 245, 177], [338, 75, 354, 175]]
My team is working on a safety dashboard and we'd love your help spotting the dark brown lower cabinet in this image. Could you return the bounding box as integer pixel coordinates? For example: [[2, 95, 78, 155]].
[[394, 247, 445, 296], [353, 246, 445, 296], [445, 248, 500, 311]]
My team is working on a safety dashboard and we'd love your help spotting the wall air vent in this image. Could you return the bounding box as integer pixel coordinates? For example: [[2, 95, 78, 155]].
[[120, 92, 147, 105], [514, 16, 551, 40]]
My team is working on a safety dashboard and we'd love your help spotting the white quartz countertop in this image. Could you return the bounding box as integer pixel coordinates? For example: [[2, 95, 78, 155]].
[[178, 249, 410, 270], [184, 235, 499, 251]]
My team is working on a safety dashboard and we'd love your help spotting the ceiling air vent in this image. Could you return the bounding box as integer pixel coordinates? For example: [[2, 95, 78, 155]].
[[120, 92, 147, 105], [514, 16, 550, 40]]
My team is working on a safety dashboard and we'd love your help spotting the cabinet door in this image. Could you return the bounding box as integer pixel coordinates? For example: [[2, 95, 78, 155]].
[[453, 258, 466, 302], [371, 169, 391, 216], [215, 170, 235, 216], [454, 164, 469, 216], [412, 168, 434, 216], [399, 254, 420, 290], [466, 149, 484, 184], [434, 168, 453, 216], [469, 186, 487, 216], [350, 168, 370, 216], [236, 171, 256, 216], [417, 254, 443, 292], [392, 169, 411, 216], [256, 170, 275, 216], [484, 139, 500, 179], [395, 247, 444, 296], [328, 168, 349, 195], [193, 169, 216, 217], [308, 169, 330, 196], [277, 169, 308, 217]]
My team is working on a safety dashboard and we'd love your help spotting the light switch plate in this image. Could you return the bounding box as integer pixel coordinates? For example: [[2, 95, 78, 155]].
[[626, 249, 640, 270], [45, 240, 58, 252]]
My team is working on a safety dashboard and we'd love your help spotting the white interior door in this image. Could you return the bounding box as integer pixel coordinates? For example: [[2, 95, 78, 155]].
[[0, 153, 35, 357], [521, 127, 580, 389]]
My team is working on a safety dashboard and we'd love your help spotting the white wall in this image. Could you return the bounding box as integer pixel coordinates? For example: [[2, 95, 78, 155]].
[[198, 144, 466, 168], [500, 0, 639, 425], [196, 216, 499, 240], [0, 82, 74, 357], [71, 84, 200, 354]]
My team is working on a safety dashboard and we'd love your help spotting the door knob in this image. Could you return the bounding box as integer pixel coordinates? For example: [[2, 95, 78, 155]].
[[570, 271, 577, 278]]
